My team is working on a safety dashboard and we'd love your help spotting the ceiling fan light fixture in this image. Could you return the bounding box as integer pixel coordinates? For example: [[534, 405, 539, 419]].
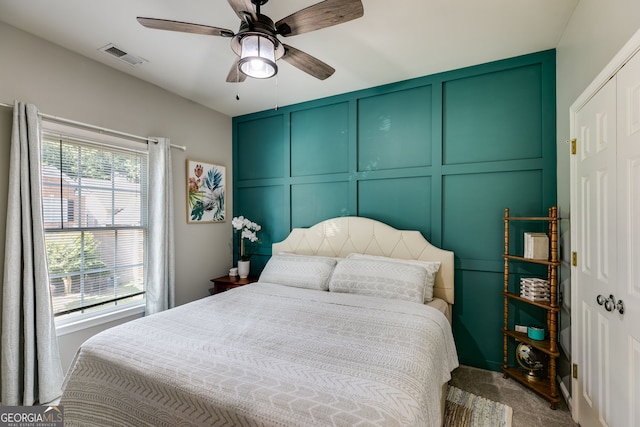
[[238, 34, 277, 79]]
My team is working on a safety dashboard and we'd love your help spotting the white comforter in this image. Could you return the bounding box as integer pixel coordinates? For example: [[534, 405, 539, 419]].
[[61, 283, 459, 426]]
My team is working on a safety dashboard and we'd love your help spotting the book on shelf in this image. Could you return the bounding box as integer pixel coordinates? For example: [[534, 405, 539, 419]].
[[520, 288, 550, 294], [524, 232, 549, 260], [520, 288, 550, 296], [520, 278, 550, 286], [520, 277, 551, 301], [520, 294, 551, 302], [521, 288, 550, 294]]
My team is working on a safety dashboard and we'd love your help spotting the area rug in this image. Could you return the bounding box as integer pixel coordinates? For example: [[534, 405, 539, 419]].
[[444, 385, 513, 427]]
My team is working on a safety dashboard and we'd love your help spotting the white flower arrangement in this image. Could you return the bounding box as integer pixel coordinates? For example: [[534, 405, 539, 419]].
[[232, 216, 261, 260]]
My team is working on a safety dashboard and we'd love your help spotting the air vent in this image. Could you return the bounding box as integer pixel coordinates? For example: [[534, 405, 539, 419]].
[[98, 43, 147, 67], [105, 45, 127, 58]]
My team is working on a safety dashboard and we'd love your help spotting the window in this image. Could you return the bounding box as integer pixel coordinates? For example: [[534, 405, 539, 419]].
[[41, 130, 148, 321]]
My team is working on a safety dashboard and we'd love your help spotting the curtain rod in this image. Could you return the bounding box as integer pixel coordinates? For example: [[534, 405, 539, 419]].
[[0, 101, 187, 152]]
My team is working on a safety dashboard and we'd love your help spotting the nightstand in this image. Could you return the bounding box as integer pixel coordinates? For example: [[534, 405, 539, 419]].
[[209, 275, 258, 295]]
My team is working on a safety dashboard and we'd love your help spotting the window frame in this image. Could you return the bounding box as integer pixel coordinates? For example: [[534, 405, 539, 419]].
[[40, 123, 149, 329]]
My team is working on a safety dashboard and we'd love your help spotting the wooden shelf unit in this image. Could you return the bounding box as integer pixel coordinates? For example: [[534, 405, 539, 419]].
[[502, 206, 561, 409], [501, 291, 560, 312]]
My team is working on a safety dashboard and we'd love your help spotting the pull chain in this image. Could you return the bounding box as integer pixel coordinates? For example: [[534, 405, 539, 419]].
[[274, 75, 279, 111], [236, 64, 241, 101]]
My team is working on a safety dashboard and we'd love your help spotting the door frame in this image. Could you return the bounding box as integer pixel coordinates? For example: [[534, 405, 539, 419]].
[[569, 27, 640, 422]]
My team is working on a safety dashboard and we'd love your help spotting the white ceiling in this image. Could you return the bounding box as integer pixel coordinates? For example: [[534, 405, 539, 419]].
[[0, 0, 578, 117]]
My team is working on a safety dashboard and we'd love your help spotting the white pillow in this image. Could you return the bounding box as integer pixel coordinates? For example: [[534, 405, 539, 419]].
[[278, 252, 343, 263], [345, 253, 440, 302], [328, 258, 428, 303], [258, 254, 337, 291]]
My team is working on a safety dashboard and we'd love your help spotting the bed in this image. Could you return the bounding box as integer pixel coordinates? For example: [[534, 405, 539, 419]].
[[60, 216, 458, 426]]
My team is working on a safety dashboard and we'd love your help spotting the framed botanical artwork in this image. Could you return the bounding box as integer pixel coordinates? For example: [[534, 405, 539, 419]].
[[186, 159, 226, 223]]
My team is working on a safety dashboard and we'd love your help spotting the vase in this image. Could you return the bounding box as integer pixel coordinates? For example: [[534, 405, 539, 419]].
[[237, 260, 250, 279]]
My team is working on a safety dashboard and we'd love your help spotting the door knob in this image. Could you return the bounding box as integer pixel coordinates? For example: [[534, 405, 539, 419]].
[[604, 296, 615, 312], [596, 294, 624, 315]]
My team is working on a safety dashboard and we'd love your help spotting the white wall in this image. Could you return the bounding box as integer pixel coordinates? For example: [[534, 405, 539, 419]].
[[0, 22, 233, 371], [557, 1, 640, 209], [555, 0, 640, 398]]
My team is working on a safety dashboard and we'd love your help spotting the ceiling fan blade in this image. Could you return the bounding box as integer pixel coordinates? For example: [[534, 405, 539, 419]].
[[226, 59, 247, 83], [226, 0, 257, 22], [282, 44, 335, 80], [137, 17, 234, 37], [275, 0, 363, 37]]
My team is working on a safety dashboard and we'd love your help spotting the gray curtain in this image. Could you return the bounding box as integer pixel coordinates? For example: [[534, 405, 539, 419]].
[[1, 102, 63, 405], [146, 137, 175, 315]]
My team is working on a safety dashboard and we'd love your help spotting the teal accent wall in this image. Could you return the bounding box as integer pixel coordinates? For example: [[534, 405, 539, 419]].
[[232, 50, 556, 371]]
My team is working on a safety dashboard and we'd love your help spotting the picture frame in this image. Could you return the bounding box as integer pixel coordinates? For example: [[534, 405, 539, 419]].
[[186, 159, 226, 223]]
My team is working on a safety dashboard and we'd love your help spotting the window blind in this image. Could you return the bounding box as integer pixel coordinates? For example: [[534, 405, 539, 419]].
[[41, 132, 148, 317]]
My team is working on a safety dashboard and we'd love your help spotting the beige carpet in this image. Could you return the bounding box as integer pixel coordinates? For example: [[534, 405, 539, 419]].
[[444, 385, 512, 427], [449, 366, 577, 427]]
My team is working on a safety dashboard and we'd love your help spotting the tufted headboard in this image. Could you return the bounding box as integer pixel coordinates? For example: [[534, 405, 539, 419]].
[[272, 216, 454, 304]]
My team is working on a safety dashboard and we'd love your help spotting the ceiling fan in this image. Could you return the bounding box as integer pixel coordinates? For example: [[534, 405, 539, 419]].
[[137, 0, 364, 82]]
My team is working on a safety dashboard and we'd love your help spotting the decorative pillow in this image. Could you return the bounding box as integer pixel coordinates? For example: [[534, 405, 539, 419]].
[[258, 254, 337, 291], [328, 258, 428, 303], [345, 253, 441, 302]]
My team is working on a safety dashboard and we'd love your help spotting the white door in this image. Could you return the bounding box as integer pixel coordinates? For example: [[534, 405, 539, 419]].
[[573, 76, 617, 427], [615, 50, 640, 427], [572, 49, 640, 427]]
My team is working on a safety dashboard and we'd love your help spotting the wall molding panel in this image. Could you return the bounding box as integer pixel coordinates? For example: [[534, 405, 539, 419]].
[[232, 49, 557, 370]]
